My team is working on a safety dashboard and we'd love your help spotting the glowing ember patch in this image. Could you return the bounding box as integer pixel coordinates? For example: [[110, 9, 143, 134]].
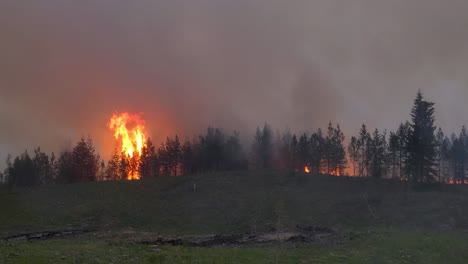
[[108, 112, 148, 180], [304, 166, 310, 173]]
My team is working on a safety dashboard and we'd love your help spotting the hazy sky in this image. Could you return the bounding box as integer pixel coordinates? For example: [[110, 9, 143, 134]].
[[1, 0, 468, 161]]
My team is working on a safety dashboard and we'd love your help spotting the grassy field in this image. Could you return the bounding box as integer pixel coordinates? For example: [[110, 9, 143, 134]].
[[1, 170, 468, 263], [2, 229, 468, 263]]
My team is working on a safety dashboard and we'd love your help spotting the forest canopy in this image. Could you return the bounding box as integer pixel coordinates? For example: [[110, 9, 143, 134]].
[[2, 91, 467, 187]]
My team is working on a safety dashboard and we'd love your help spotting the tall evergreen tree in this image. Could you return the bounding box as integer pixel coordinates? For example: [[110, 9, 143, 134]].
[[140, 138, 158, 178], [397, 122, 411, 180], [190, 138, 203, 174], [310, 129, 324, 174], [199, 127, 226, 171], [165, 135, 182, 176], [278, 131, 293, 170], [357, 124, 371, 176], [97, 157, 106, 181], [106, 148, 122, 180], [5, 151, 38, 187], [435, 128, 446, 182], [252, 123, 273, 169], [181, 140, 195, 175], [71, 136, 99, 182], [224, 132, 247, 170], [406, 91, 437, 183], [56, 151, 74, 183], [348, 136, 359, 176], [297, 133, 310, 169], [450, 127, 468, 183], [291, 134, 298, 171], [324, 123, 334, 173], [158, 141, 170, 176], [388, 132, 399, 178], [368, 129, 387, 178], [440, 136, 451, 182], [32, 147, 53, 184], [324, 122, 346, 175], [49, 152, 57, 183]]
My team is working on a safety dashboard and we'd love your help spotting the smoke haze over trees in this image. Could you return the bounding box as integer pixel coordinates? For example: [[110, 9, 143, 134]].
[[2, 1, 468, 164], [4, 91, 468, 188]]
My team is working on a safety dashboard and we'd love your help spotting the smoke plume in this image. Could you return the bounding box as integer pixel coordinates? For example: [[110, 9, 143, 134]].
[[1, 0, 468, 161]]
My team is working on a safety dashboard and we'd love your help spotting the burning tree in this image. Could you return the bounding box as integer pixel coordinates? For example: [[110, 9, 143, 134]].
[[108, 112, 148, 180]]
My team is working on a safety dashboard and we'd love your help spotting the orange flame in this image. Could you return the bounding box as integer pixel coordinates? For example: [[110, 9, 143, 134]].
[[447, 179, 468, 185], [108, 112, 148, 180], [304, 166, 310, 173], [329, 168, 341, 176]]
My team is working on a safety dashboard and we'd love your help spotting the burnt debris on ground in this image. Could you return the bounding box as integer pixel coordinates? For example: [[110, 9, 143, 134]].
[[3, 230, 93, 242], [2, 225, 337, 247], [140, 225, 337, 247]]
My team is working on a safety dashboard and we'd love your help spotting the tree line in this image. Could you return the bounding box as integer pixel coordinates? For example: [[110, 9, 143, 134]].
[[2, 91, 468, 187], [0, 128, 249, 186]]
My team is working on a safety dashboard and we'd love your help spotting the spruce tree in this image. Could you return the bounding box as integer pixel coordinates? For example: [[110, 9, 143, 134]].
[[357, 124, 371, 176], [252, 123, 273, 169], [291, 134, 298, 171], [324, 122, 346, 175], [389, 132, 399, 178], [140, 138, 158, 178], [181, 141, 194, 175], [406, 91, 437, 183], [435, 128, 445, 182], [278, 132, 293, 170], [298, 133, 310, 169], [348, 136, 359, 176], [310, 129, 324, 174], [397, 122, 411, 180], [450, 127, 468, 183], [368, 129, 387, 178], [106, 148, 121, 180]]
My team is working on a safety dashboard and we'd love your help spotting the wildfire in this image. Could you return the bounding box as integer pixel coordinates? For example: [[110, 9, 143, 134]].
[[304, 166, 311, 173], [108, 112, 148, 180], [447, 179, 468, 185]]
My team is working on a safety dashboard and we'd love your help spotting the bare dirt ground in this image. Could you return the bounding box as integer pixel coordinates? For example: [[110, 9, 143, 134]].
[[2, 225, 338, 247], [138, 225, 338, 247]]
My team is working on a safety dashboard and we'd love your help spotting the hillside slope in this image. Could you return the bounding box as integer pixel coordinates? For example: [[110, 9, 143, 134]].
[[1, 170, 466, 236]]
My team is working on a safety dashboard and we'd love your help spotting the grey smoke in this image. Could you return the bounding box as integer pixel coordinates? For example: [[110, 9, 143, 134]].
[[1, 0, 468, 162]]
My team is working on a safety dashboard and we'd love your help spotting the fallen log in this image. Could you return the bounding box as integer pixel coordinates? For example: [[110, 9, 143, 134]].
[[3, 229, 93, 241]]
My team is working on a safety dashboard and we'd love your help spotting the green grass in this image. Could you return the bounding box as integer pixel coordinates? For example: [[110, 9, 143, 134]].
[[1, 229, 468, 263], [1, 170, 468, 263]]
